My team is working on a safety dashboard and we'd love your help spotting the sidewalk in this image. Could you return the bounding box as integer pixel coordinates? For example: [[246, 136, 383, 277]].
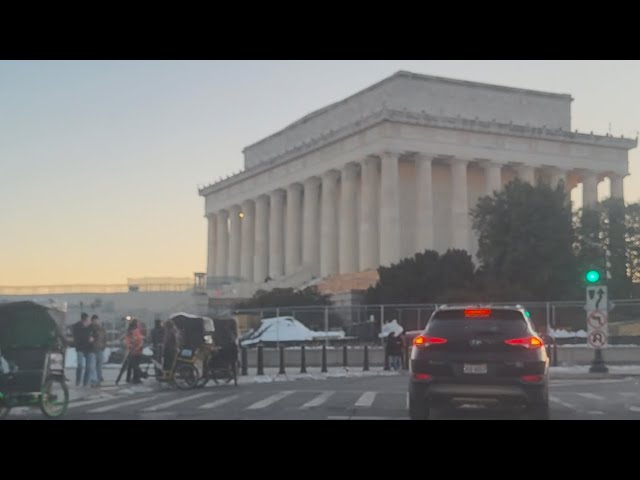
[[549, 365, 640, 379]]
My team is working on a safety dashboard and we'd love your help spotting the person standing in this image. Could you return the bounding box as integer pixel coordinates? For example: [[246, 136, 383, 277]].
[[72, 313, 94, 387], [385, 331, 404, 371], [123, 319, 144, 384], [151, 319, 164, 362], [91, 315, 107, 386]]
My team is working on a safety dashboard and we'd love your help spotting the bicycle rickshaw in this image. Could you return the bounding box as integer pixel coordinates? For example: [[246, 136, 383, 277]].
[[0, 301, 69, 419], [142, 313, 214, 390], [197, 317, 239, 388]]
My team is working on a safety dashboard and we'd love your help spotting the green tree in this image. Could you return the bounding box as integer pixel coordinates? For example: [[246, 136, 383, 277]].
[[364, 249, 480, 304], [575, 199, 634, 298], [471, 179, 579, 301], [625, 203, 640, 284], [237, 287, 332, 309]]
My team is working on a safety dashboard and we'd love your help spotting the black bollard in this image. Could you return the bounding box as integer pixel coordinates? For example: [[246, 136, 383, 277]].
[[241, 347, 248, 376], [384, 350, 390, 371], [363, 345, 369, 371], [300, 345, 307, 374], [321, 344, 328, 373], [342, 345, 348, 369], [279, 346, 286, 375], [257, 345, 264, 376]]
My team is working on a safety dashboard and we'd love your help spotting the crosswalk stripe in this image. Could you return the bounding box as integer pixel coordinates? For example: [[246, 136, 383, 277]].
[[355, 391, 376, 407], [89, 396, 155, 413], [577, 393, 605, 401], [300, 391, 334, 409], [550, 395, 576, 410], [620, 393, 637, 398], [199, 395, 240, 409], [629, 406, 640, 413], [246, 391, 294, 410], [327, 415, 407, 420], [69, 395, 118, 409], [142, 392, 212, 412]]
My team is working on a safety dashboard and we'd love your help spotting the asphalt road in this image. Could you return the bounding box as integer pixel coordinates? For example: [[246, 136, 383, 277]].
[[5, 374, 640, 420]]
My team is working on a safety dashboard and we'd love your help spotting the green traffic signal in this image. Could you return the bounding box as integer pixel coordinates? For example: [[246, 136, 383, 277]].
[[585, 270, 601, 284]]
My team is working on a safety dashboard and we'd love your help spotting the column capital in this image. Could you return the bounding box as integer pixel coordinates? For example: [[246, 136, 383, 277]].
[[255, 194, 269, 205], [217, 209, 229, 218], [544, 165, 567, 174], [229, 204, 241, 215], [286, 182, 303, 193], [478, 159, 505, 169], [269, 188, 286, 199], [303, 176, 321, 188], [414, 152, 436, 162], [447, 156, 469, 167], [361, 156, 379, 168], [379, 150, 402, 161], [341, 162, 359, 180], [322, 169, 340, 181], [577, 168, 598, 179], [241, 199, 255, 210]]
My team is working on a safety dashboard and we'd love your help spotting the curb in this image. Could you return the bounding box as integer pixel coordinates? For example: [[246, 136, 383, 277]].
[[551, 373, 640, 380]]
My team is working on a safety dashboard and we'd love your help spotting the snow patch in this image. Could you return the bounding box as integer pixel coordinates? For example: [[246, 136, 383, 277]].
[[378, 320, 404, 339], [240, 316, 345, 346]]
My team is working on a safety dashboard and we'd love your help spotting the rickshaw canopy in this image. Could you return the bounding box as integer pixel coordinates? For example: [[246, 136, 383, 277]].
[[169, 313, 215, 349], [0, 301, 66, 350]]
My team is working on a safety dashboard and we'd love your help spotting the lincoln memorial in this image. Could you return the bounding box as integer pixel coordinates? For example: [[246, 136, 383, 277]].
[[199, 71, 636, 296]]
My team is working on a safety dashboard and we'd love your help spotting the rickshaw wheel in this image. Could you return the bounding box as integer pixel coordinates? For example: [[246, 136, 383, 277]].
[[40, 378, 69, 418], [174, 363, 199, 390]]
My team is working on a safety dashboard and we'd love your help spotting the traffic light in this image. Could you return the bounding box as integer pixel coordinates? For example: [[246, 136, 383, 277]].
[[585, 269, 601, 284]]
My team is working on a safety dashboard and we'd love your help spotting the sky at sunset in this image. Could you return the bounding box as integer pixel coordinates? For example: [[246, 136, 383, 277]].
[[1, 60, 638, 286]]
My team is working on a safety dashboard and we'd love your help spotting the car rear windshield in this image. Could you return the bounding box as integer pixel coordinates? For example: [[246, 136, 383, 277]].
[[426, 309, 529, 337]]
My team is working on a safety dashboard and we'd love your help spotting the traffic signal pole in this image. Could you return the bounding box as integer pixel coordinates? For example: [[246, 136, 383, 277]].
[[585, 270, 609, 374]]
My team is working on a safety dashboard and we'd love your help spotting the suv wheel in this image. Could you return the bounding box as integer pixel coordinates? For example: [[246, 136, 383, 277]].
[[409, 398, 430, 420]]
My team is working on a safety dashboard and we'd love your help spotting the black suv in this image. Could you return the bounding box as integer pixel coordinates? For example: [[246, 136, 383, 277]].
[[408, 305, 549, 420]]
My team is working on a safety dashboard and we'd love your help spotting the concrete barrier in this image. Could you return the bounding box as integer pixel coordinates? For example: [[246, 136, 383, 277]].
[[241, 345, 640, 370]]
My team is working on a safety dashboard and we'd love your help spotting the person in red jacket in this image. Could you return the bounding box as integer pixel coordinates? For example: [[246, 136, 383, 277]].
[[124, 319, 145, 384]]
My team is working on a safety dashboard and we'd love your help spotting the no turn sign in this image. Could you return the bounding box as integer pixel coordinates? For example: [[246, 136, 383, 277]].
[[587, 330, 608, 349], [587, 311, 608, 329]]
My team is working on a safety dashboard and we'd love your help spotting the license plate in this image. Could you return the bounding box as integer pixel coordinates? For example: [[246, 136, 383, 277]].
[[463, 364, 487, 374]]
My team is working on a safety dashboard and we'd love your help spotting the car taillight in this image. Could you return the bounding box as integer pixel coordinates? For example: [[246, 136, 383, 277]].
[[520, 374, 544, 383], [464, 308, 491, 318], [505, 336, 544, 349], [413, 373, 432, 381], [413, 335, 447, 347]]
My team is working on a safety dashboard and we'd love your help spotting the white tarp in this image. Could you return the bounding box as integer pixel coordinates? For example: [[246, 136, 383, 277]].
[[378, 319, 404, 338], [240, 316, 345, 346]]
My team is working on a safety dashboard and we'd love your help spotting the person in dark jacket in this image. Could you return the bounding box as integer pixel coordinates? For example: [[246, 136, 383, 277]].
[[72, 313, 94, 387], [385, 332, 404, 371], [151, 319, 164, 361]]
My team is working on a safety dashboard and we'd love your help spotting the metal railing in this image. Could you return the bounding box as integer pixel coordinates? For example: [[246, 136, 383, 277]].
[[232, 300, 640, 344]]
